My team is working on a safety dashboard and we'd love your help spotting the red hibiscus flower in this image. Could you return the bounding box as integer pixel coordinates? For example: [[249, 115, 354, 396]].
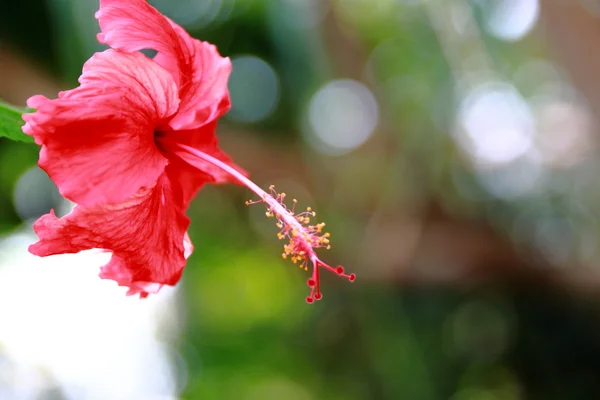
[[23, 0, 354, 302]]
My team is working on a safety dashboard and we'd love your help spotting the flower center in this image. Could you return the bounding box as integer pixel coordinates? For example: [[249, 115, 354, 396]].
[[154, 129, 167, 151]]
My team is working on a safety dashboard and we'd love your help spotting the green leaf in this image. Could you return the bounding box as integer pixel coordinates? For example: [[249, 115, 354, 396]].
[[0, 101, 34, 144]]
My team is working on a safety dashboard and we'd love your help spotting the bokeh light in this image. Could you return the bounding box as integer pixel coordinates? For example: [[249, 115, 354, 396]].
[[479, 0, 540, 42], [12, 167, 62, 221], [228, 55, 280, 124], [533, 95, 595, 168], [306, 79, 379, 155], [454, 81, 535, 166]]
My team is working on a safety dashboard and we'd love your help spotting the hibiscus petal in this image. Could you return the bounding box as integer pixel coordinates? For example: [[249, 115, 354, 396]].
[[28, 167, 191, 297], [96, 0, 231, 130], [96, 0, 185, 74], [157, 121, 247, 207], [100, 232, 192, 297], [165, 41, 231, 131], [22, 50, 179, 207]]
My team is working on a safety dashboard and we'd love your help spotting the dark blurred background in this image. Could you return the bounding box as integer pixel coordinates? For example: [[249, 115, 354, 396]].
[[2, 0, 600, 399]]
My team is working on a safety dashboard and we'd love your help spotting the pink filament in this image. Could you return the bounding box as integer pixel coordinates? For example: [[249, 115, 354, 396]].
[[168, 141, 355, 303]]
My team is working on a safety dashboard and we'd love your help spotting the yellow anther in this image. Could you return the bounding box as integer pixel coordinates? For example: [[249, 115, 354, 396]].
[[307, 207, 312, 212], [324, 232, 330, 238], [269, 185, 275, 190]]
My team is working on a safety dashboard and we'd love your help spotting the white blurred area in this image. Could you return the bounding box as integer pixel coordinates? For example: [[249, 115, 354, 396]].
[[455, 81, 535, 167], [0, 230, 184, 400], [305, 79, 379, 156], [436, 0, 598, 200], [452, 72, 596, 200], [480, 0, 539, 42]]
